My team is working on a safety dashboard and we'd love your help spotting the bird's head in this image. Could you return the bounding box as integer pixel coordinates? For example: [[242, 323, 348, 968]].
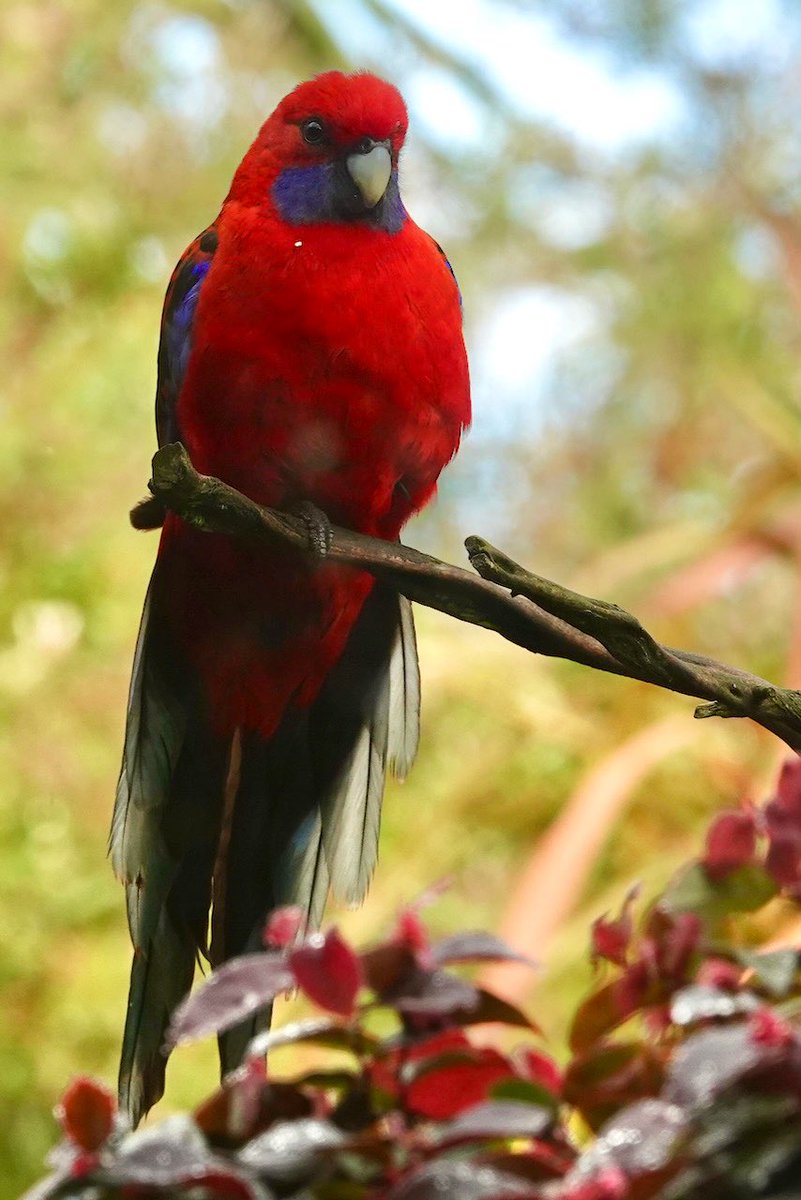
[[230, 72, 409, 233]]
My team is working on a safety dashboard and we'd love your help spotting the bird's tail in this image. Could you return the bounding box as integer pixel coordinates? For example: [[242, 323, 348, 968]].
[[111, 562, 230, 1125], [215, 581, 420, 1072], [112, 566, 419, 1124]]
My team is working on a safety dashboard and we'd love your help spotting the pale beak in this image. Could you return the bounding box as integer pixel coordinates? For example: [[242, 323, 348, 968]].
[[346, 143, 392, 209]]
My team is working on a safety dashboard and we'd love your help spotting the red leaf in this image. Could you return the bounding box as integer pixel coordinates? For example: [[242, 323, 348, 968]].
[[591, 885, 639, 968], [694, 956, 742, 990], [570, 964, 657, 1053], [290, 928, 363, 1018], [702, 808, 758, 881], [408, 1048, 516, 1119], [58, 1077, 116, 1152], [514, 1047, 563, 1097], [591, 917, 629, 969], [775, 756, 801, 817], [649, 909, 701, 982], [264, 906, 304, 948], [564, 1043, 665, 1132], [749, 1007, 796, 1048], [370, 1030, 517, 1120], [361, 940, 418, 995], [560, 1168, 629, 1200], [394, 908, 432, 965], [192, 1059, 313, 1147], [765, 824, 801, 892], [765, 759, 801, 893]]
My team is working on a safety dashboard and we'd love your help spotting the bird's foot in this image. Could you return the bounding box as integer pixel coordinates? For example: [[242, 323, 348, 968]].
[[290, 500, 333, 559]]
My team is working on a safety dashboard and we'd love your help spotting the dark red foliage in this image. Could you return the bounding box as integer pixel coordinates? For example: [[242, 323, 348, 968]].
[[30, 761, 801, 1200], [564, 1042, 665, 1131], [513, 1047, 563, 1099], [393, 907, 433, 964], [370, 1029, 519, 1120], [702, 808, 758, 880], [591, 884, 639, 968], [694, 956, 742, 990], [775, 755, 801, 815], [645, 909, 701, 982], [57, 1076, 116, 1154], [559, 1168, 629, 1200], [289, 927, 363, 1018], [264, 905, 304, 948], [748, 1007, 796, 1048]]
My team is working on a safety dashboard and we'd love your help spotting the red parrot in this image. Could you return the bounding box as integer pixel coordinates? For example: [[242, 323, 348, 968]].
[[111, 70, 470, 1124]]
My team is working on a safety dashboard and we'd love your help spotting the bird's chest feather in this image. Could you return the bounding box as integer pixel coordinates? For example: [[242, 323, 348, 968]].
[[177, 212, 467, 533]]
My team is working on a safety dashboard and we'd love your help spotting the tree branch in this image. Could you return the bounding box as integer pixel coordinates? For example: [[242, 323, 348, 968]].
[[134, 443, 801, 754]]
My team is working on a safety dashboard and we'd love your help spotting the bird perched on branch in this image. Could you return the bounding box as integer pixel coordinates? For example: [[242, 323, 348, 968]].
[[112, 70, 470, 1124]]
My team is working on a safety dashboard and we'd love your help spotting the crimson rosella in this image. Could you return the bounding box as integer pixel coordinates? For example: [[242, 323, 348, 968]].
[[111, 70, 471, 1124]]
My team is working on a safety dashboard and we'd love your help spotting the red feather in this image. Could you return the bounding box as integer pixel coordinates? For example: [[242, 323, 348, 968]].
[[113, 71, 470, 1123]]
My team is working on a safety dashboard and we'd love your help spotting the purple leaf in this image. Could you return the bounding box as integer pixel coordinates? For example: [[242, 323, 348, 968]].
[[20, 1167, 80, 1200], [247, 1016, 373, 1060], [430, 931, 535, 969], [460, 988, 539, 1031], [238, 1117, 344, 1186], [386, 966, 480, 1019], [290, 928, 363, 1017], [670, 984, 760, 1026], [167, 952, 293, 1047], [665, 1025, 764, 1108], [387, 1159, 537, 1200], [435, 1099, 552, 1146], [362, 940, 418, 995], [567, 1099, 689, 1181], [102, 1115, 261, 1195]]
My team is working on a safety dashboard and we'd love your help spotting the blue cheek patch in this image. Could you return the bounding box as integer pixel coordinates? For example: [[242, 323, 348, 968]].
[[272, 164, 407, 235], [273, 162, 338, 224]]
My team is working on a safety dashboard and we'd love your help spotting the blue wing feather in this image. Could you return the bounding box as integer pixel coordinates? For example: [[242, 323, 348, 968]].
[[430, 237, 462, 312], [156, 226, 218, 447]]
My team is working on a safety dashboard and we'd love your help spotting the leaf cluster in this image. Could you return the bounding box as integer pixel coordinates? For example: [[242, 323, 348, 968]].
[[26, 762, 801, 1200]]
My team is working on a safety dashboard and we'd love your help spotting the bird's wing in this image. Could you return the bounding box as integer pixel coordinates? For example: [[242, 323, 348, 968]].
[[156, 225, 219, 447]]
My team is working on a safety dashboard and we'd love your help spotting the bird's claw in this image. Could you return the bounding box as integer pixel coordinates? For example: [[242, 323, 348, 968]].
[[291, 500, 333, 559]]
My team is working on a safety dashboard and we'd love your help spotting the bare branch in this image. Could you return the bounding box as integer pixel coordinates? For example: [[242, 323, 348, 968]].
[[136, 443, 801, 754]]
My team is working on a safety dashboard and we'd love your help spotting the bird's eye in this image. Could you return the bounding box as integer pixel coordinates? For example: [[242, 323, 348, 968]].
[[301, 118, 327, 146]]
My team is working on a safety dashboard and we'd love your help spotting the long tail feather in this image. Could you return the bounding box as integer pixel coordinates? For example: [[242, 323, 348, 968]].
[[115, 566, 420, 1113], [217, 585, 419, 1072], [112, 561, 229, 1124]]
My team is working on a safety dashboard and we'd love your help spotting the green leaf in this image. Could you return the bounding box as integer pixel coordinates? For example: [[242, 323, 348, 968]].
[[490, 1077, 560, 1113], [661, 863, 777, 924], [737, 949, 800, 998]]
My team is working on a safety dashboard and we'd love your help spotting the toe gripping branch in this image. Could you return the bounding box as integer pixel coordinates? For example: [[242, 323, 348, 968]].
[[289, 500, 334, 559]]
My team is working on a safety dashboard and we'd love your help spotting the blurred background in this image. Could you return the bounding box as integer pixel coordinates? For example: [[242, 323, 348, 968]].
[[5, 0, 801, 1190]]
